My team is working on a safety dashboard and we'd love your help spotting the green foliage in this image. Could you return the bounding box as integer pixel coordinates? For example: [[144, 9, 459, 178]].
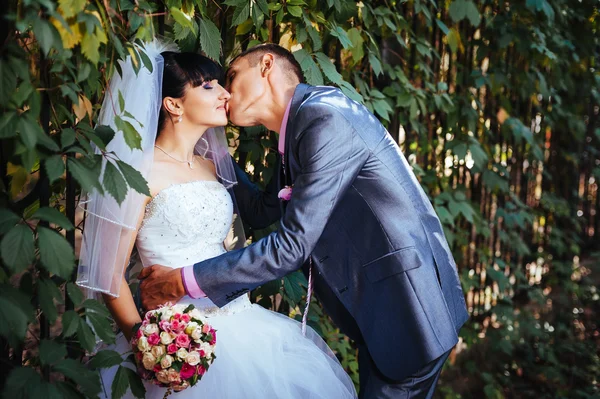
[[1, 0, 598, 397]]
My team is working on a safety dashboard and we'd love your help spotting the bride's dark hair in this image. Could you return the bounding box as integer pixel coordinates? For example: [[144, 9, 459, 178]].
[[158, 52, 223, 133]]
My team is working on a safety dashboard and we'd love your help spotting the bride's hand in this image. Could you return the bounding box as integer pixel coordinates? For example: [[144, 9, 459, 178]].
[[139, 265, 186, 311]]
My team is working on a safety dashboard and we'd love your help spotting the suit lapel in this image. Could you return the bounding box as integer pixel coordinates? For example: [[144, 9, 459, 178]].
[[282, 83, 311, 184]]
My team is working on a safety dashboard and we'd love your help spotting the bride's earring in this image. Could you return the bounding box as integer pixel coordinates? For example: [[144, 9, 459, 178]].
[[177, 113, 183, 123]]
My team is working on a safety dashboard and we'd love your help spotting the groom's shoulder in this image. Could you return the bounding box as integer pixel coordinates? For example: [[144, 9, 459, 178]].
[[298, 85, 362, 120]]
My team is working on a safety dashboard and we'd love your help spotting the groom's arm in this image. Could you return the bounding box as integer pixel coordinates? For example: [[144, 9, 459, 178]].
[[230, 156, 282, 229], [190, 105, 369, 307]]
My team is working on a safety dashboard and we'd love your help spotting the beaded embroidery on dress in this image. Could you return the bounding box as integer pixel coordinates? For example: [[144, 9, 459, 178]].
[[99, 181, 357, 398]]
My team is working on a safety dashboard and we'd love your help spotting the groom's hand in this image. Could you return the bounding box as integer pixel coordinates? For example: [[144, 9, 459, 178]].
[[139, 265, 186, 311]]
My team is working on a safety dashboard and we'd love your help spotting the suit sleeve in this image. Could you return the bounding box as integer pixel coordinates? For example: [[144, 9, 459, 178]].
[[194, 106, 368, 307], [230, 156, 282, 229]]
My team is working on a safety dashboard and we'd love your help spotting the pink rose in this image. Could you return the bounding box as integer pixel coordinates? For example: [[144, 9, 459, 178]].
[[278, 186, 293, 201], [135, 352, 143, 362], [173, 313, 182, 321], [202, 324, 211, 334], [181, 314, 191, 323], [147, 333, 160, 346], [167, 343, 177, 354], [199, 350, 205, 358], [179, 363, 196, 380], [135, 329, 143, 339], [197, 365, 206, 375], [153, 364, 162, 373], [171, 320, 184, 333], [175, 333, 190, 348], [159, 320, 171, 332]]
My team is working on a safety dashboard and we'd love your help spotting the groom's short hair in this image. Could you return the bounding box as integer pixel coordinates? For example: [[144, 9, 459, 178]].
[[233, 43, 304, 84]]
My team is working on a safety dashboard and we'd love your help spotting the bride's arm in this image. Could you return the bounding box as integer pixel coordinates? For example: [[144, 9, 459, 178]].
[[101, 207, 146, 342]]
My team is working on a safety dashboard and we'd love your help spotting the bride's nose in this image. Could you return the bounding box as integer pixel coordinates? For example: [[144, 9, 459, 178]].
[[219, 85, 231, 101]]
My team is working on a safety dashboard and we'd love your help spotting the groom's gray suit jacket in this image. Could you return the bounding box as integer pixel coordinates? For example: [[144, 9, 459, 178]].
[[193, 84, 469, 381]]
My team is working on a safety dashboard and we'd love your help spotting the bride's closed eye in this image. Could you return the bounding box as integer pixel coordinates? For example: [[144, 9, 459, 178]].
[[202, 82, 214, 90]]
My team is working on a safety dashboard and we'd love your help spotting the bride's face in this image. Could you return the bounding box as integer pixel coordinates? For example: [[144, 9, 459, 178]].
[[181, 79, 230, 128]]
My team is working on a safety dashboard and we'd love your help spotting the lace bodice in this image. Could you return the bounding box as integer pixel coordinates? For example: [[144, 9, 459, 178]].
[[136, 180, 233, 269]]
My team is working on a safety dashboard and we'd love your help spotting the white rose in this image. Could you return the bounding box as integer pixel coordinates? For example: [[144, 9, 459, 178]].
[[190, 328, 202, 341], [200, 342, 214, 358], [151, 345, 165, 358], [160, 309, 173, 321], [137, 336, 150, 352], [160, 354, 174, 369], [184, 322, 199, 335], [188, 308, 203, 321], [143, 323, 159, 336], [172, 304, 186, 314], [142, 352, 156, 371], [160, 331, 174, 345], [176, 347, 188, 361], [186, 351, 201, 366], [156, 370, 170, 384]]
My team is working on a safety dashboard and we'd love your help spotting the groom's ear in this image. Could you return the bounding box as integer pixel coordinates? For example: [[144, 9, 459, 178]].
[[259, 53, 275, 77]]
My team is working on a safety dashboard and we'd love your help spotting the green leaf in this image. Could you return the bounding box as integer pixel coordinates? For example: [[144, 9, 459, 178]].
[[447, 28, 461, 53], [118, 91, 125, 113], [465, 1, 481, 26], [2, 367, 43, 398], [67, 157, 104, 194], [256, 0, 269, 14], [0, 209, 20, 235], [449, 0, 467, 22], [45, 155, 65, 184], [469, 142, 488, 170], [435, 205, 455, 226], [315, 52, 342, 84], [115, 116, 142, 150], [81, 31, 101, 64], [76, 317, 97, 353], [37, 226, 75, 278], [87, 311, 116, 344], [111, 366, 129, 399], [34, 19, 58, 56], [103, 161, 128, 205], [82, 298, 111, 317], [0, 284, 35, 343], [33, 207, 74, 231], [61, 128, 76, 148], [66, 282, 84, 306], [288, 5, 303, 17], [293, 49, 323, 86], [373, 99, 393, 121], [54, 358, 102, 398], [116, 160, 150, 196], [38, 278, 60, 323], [347, 28, 365, 62], [1, 224, 35, 273], [17, 115, 41, 149], [0, 111, 18, 138], [170, 7, 196, 31], [55, 382, 83, 399], [88, 350, 123, 370], [306, 24, 322, 51], [231, 1, 250, 26], [436, 19, 449, 35], [40, 339, 67, 366], [94, 125, 116, 147], [199, 19, 221, 61], [125, 367, 146, 398], [138, 48, 153, 73], [330, 26, 353, 49], [368, 53, 383, 77], [61, 310, 80, 337]]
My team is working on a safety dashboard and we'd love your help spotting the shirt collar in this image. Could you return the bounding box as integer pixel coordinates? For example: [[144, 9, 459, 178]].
[[278, 99, 293, 155]]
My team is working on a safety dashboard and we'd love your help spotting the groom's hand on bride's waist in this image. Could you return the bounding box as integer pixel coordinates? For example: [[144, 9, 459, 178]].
[[139, 265, 186, 311]]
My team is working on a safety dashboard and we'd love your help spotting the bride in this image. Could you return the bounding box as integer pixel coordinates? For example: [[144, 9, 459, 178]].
[[76, 41, 356, 398]]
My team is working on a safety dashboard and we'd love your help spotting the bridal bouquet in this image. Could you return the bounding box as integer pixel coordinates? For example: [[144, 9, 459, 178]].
[[131, 303, 217, 394]]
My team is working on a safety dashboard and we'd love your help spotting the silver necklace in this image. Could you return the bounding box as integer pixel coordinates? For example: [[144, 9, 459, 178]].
[[154, 145, 195, 169]]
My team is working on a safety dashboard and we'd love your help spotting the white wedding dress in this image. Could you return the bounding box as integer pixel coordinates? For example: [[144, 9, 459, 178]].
[[99, 180, 357, 398]]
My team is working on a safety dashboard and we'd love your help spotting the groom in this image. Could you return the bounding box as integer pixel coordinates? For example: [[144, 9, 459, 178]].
[[140, 44, 469, 398]]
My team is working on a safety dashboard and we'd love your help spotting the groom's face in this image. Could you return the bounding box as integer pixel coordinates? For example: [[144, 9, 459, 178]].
[[225, 57, 265, 127]]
